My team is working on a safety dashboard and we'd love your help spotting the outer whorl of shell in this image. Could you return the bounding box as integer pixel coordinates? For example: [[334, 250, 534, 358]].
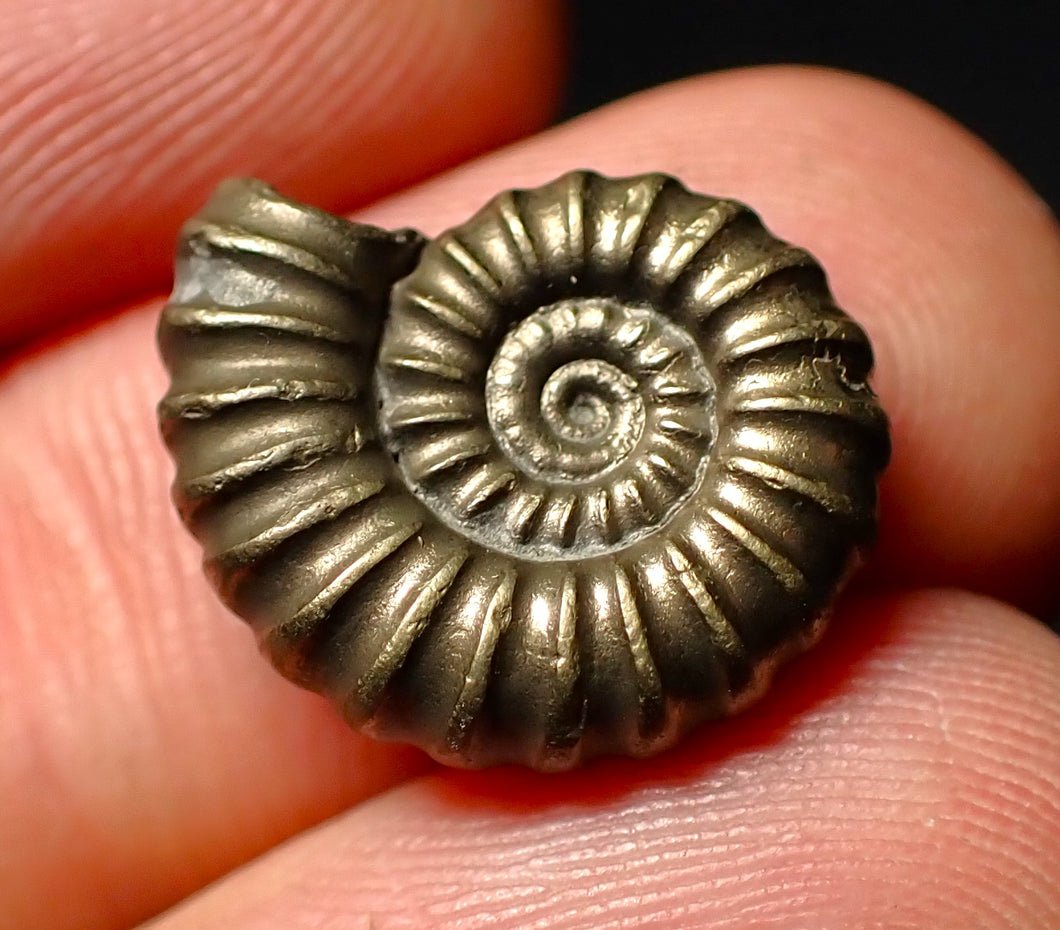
[[158, 172, 890, 771]]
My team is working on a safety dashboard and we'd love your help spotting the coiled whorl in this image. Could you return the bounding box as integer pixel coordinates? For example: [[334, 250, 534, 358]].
[[158, 171, 890, 771]]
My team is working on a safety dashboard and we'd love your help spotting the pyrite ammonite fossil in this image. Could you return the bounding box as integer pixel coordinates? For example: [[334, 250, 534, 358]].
[[158, 171, 890, 771]]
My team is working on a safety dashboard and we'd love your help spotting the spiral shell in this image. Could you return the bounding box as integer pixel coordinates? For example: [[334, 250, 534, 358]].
[[158, 171, 889, 771]]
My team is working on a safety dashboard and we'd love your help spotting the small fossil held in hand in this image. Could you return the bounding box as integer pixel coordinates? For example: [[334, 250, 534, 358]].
[[158, 171, 890, 771]]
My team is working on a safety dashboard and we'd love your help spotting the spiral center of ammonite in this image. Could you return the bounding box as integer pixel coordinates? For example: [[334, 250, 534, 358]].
[[486, 301, 673, 483], [539, 358, 642, 446], [506, 356, 647, 479], [378, 292, 717, 561]]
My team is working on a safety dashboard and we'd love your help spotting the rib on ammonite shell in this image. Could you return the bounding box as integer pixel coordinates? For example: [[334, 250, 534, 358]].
[[158, 171, 890, 771]]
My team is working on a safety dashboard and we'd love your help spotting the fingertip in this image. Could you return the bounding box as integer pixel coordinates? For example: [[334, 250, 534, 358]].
[[358, 65, 1060, 611]]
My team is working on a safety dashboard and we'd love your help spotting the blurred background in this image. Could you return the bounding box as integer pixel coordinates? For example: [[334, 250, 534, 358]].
[[563, 0, 1059, 213]]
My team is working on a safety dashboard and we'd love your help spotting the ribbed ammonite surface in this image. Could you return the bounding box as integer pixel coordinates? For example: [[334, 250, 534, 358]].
[[158, 171, 890, 771]]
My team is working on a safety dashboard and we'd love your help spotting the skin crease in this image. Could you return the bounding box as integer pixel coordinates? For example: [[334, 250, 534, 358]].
[[0, 7, 1058, 929]]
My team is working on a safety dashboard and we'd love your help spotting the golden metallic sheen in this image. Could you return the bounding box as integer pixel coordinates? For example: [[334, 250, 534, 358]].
[[157, 171, 890, 771]]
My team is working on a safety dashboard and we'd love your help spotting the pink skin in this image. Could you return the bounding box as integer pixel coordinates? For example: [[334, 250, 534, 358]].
[[1, 4, 1058, 928]]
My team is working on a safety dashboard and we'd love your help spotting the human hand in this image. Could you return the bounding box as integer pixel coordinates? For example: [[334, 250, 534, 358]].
[[1, 3, 1058, 928]]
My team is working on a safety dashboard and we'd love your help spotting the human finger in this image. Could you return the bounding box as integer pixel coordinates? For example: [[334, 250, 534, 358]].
[[143, 590, 1060, 929], [0, 0, 565, 349], [355, 67, 1060, 613], [0, 307, 434, 930]]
